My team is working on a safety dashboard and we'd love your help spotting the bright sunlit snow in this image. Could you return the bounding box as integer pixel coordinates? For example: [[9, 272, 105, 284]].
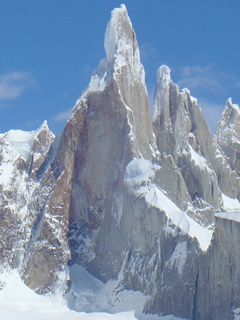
[[3, 121, 48, 161], [0, 270, 137, 320], [222, 193, 240, 211], [0, 161, 14, 186], [189, 145, 209, 171], [125, 158, 212, 251], [215, 194, 240, 222], [0, 268, 186, 320], [144, 184, 212, 251]]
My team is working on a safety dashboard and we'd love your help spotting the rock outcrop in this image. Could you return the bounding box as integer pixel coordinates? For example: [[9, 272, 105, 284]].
[[0, 122, 55, 272], [215, 98, 240, 176], [152, 65, 221, 225], [66, 4, 159, 273]]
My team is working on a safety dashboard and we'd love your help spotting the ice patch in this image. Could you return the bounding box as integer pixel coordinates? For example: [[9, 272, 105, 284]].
[[4, 121, 48, 161], [86, 59, 112, 93], [166, 241, 187, 275], [124, 158, 160, 187], [6, 130, 36, 160]]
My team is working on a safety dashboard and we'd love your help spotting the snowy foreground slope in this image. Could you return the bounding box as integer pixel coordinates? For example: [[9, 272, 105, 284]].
[[0, 269, 183, 320], [1, 4, 240, 320]]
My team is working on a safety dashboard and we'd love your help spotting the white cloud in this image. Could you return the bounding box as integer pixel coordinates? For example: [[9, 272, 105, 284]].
[[54, 110, 71, 122], [176, 64, 240, 94], [0, 71, 34, 100], [140, 43, 159, 61]]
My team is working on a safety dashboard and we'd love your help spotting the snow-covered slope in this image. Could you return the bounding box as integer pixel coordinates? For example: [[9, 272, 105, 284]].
[[0, 268, 186, 320]]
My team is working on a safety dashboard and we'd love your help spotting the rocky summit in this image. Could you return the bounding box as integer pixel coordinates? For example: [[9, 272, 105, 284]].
[[1, 4, 240, 320]]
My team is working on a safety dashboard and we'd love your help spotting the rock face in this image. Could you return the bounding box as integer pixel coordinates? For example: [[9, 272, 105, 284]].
[[0, 121, 72, 294], [1, 4, 240, 320], [67, 5, 158, 275], [153, 66, 221, 225], [195, 212, 240, 320], [215, 98, 240, 175], [152, 66, 240, 222], [0, 123, 56, 273]]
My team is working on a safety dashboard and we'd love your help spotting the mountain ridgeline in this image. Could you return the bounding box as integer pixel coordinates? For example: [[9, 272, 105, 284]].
[[1, 5, 240, 320]]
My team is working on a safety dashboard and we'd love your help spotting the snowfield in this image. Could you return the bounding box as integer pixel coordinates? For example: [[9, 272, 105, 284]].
[[0, 268, 185, 320], [0, 270, 136, 320]]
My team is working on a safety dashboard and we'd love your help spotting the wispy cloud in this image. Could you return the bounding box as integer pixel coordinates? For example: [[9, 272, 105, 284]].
[[140, 43, 159, 61], [0, 71, 35, 101], [176, 64, 240, 94], [174, 64, 240, 132], [0, 102, 10, 108], [54, 110, 71, 122]]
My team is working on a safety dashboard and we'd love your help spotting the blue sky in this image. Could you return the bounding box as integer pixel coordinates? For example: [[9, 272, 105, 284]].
[[1, 1, 240, 134]]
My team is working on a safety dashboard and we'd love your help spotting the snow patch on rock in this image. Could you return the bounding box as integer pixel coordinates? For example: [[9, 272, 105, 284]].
[[166, 241, 187, 275], [188, 145, 209, 171], [124, 158, 159, 184], [3, 121, 49, 162], [215, 194, 240, 222], [124, 158, 212, 251], [222, 193, 240, 211], [0, 161, 14, 186]]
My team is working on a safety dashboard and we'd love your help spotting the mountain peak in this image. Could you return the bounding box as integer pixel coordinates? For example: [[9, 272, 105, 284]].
[[214, 98, 240, 175], [216, 98, 240, 132], [80, 4, 142, 97], [104, 4, 140, 66], [226, 97, 240, 114], [156, 64, 172, 85], [152, 65, 173, 124]]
